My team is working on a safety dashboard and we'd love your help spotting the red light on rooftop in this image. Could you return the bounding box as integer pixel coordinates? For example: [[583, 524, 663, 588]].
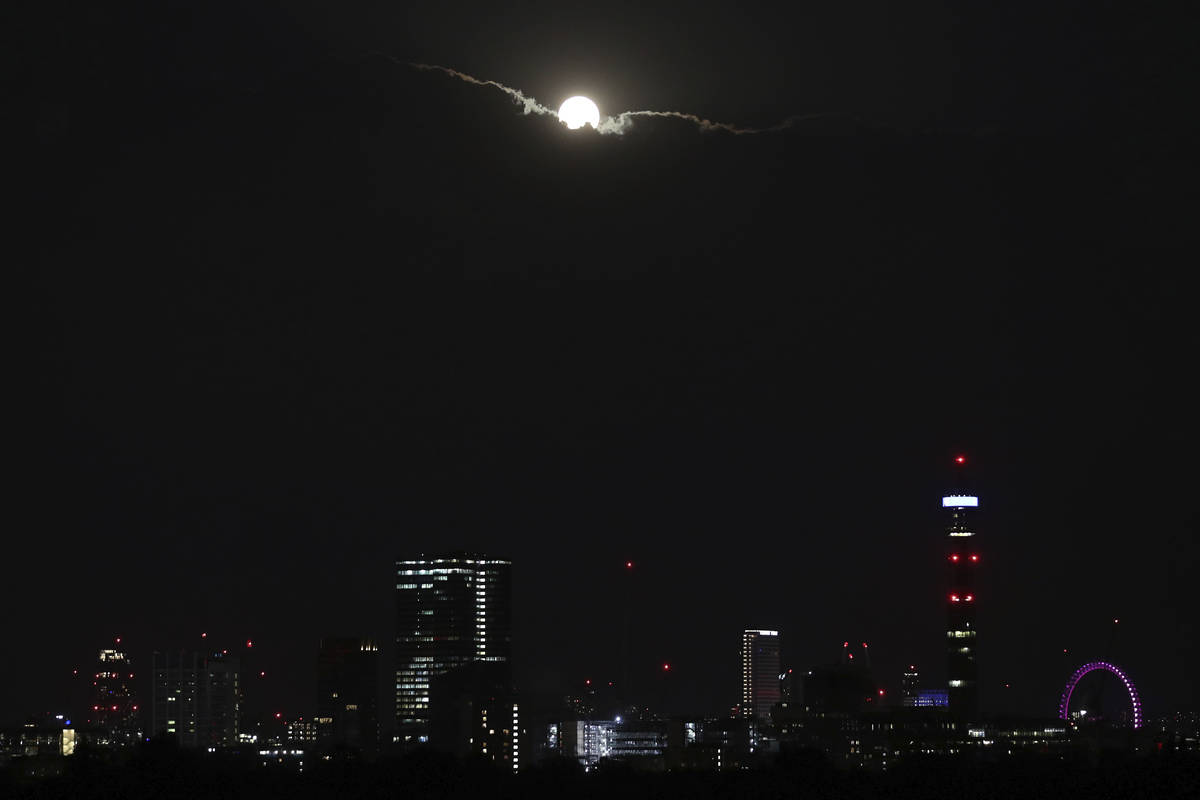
[[950, 554, 960, 562], [950, 594, 960, 602], [965, 594, 974, 602], [260, 671, 266, 678], [862, 642, 868, 648], [843, 641, 849, 648], [201, 632, 207, 638], [1114, 618, 1120, 624], [663, 663, 671, 671], [585, 679, 591, 686], [955, 455, 966, 464], [848, 653, 854, 659], [878, 689, 885, 696], [970, 555, 979, 562], [275, 713, 282, 719], [115, 637, 121, 644], [246, 640, 253, 648], [625, 561, 633, 569]]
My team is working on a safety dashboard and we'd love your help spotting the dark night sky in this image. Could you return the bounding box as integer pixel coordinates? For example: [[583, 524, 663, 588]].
[[10, 2, 1198, 728]]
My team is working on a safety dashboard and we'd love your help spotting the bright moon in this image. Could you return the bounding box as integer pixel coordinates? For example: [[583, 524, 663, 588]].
[[558, 96, 600, 130]]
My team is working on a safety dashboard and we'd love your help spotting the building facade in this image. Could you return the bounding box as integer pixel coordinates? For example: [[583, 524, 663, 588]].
[[316, 637, 380, 755], [394, 552, 512, 748], [429, 661, 519, 769], [90, 645, 140, 746], [150, 650, 240, 748], [741, 630, 781, 733], [944, 455, 980, 720]]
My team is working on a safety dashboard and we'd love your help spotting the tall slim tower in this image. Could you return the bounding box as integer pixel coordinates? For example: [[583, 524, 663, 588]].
[[394, 552, 511, 747], [943, 454, 980, 720], [741, 629, 781, 734]]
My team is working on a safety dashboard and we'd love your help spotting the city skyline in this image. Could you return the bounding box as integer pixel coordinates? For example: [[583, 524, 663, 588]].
[[12, 0, 1196, 745], [6, 455, 1182, 735]]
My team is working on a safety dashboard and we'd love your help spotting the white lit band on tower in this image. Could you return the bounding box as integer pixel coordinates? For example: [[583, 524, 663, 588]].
[[943, 455, 980, 720]]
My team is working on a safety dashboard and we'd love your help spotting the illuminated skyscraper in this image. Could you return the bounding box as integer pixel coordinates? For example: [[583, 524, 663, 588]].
[[90, 642, 140, 745], [741, 629, 781, 732], [394, 553, 511, 747], [943, 455, 980, 719]]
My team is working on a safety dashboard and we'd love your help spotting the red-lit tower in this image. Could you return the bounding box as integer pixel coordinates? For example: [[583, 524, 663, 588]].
[[90, 639, 141, 746], [944, 455, 980, 720]]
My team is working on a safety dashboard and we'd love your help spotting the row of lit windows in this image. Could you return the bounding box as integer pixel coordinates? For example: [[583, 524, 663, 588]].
[[397, 569, 473, 576]]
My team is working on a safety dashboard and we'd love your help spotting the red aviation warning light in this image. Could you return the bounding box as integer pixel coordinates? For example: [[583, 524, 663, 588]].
[[662, 663, 671, 672], [970, 554, 979, 562], [950, 554, 960, 562], [955, 455, 966, 464], [625, 561, 633, 569]]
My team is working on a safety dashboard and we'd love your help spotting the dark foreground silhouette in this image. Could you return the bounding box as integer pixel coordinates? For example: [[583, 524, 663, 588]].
[[3, 740, 1198, 800]]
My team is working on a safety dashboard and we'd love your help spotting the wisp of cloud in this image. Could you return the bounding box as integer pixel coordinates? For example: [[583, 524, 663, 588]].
[[403, 60, 839, 136]]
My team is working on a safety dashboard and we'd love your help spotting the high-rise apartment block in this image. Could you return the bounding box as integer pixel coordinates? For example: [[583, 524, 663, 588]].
[[741, 630, 781, 730], [150, 650, 240, 748]]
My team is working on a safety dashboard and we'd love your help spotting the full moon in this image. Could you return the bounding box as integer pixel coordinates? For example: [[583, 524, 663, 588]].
[[558, 96, 600, 130]]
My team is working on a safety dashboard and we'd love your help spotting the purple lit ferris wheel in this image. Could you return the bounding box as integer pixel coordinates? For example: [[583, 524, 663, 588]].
[[1058, 661, 1143, 729]]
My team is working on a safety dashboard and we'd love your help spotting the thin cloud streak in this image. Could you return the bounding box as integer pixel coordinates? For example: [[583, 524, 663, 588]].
[[402, 60, 844, 136]]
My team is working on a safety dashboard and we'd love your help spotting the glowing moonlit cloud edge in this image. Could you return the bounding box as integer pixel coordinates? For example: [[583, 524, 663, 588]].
[[400, 59, 848, 136]]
